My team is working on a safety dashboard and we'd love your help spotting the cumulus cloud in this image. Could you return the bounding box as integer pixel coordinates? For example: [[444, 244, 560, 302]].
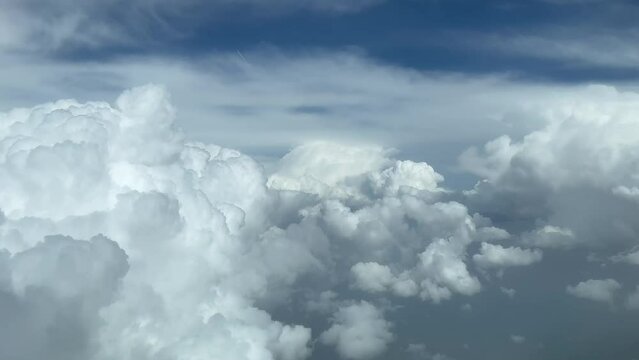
[[7, 78, 639, 360], [0, 234, 128, 360], [351, 262, 396, 293], [462, 85, 639, 251], [320, 301, 394, 360], [266, 141, 501, 304], [566, 279, 621, 304], [0, 85, 314, 360], [473, 243, 542, 268], [0, 84, 515, 359]]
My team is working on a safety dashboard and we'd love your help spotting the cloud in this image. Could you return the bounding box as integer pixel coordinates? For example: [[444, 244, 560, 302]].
[[626, 286, 639, 310], [351, 262, 396, 293], [520, 226, 578, 249], [510, 335, 525, 344], [320, 301, 394, 360], [0, 50, 585, 169], [473, 243, 542, 268], [265, 141, 501, 304], [610, 247, 639, 265], [0, 84, 517, 359], [5, 70, 639, 359], [0, 84, 315, 360], [0, 234, 128, 360], [566, 279, 621, 304], [0, 0, 383, 53], [500, 287, 516, 298], [455, 6, 639, 72], [462, 85, 639, 250]]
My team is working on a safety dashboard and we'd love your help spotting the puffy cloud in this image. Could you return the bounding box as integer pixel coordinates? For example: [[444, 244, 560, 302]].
[[417, 238, 481, 302], [462, 85, 639, 251], [267, 141, 497, 304], [0, 85, 514, 359], [566, 279, 621, 304], [473, 243, 543, 268], [351, 262, 418, 297], [267, 141, 393, 198], [320, 301, 394, 360], [0, 85, 313, 360], [0, 234, 128, 360], [351, 262, 396, 293], [367, 160, 444, 197]]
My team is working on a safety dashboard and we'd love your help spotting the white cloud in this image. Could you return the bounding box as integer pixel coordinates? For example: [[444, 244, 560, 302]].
[[6, 63, 639, 359], [0, 0, 383, 53], [0, 234, 128, 360], [351, 262, 418, 297], [418, 239, 481, 302], [566, 279, 621, 304], [0, 84, 517, 359], [473, 243, 542, 268], [267, 141, 393, 198], [351, 262, 396, 293], [0, 85, 314, 360], [266, 141, 497, 304], [462, 85, 639, 250], [320, 301, 394, 360], [0, 50, 584, 167]]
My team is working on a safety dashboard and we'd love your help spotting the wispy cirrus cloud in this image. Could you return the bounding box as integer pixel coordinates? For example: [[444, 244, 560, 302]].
[[0, 0, 384, 54]]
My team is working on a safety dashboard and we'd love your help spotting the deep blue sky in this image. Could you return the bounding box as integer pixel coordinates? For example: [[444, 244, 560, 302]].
[[48, 0, 639, 82]]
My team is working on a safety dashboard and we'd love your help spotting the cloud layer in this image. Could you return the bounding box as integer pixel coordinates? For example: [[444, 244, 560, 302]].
[[2, 82, 639, 359], [0, 84, 522, 360]]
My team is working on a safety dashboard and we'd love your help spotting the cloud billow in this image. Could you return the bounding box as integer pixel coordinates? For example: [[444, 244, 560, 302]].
[[0, 84, 519, 360], [3, 82, 639, 359]]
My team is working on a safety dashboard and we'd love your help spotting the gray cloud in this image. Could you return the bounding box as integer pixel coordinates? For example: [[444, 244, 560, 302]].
[[461, 85, 639, 250], [0, 234, 128, 360], [320, 301, 394, 360], [473, 243, 542, 268], [566, 279, 621, 304]]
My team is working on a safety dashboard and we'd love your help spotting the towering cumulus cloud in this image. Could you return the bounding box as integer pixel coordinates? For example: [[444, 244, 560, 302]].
[[0, 85, 514, 359]]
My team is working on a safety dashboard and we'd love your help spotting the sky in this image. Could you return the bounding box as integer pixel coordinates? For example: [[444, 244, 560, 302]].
[[1, 1, 639, 360]]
